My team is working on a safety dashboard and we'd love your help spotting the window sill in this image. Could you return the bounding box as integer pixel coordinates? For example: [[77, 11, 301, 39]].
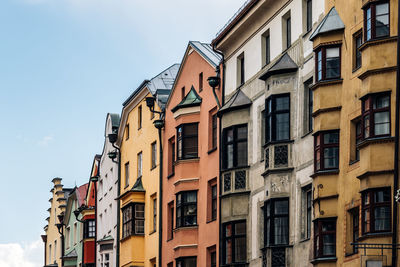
[[206, 218, 217, 224], [175, 158, 200, 165], [311, 257, 337, 264], [149, 230, 156, 236], [207, 147, 217, 154], [221, 190, 251, 199], [345, 251, 358, 257], [150, 165, 157, 171], [301, 130, 313, 139], [310, 169, 339, 178], [262, 167, 294, 176], [359, 36, 397, 51], [221, 262, 249, 267], [167, 173, 175, 179], [349, 159, 360, 165], [262, 244, 293, 249], [352, 65, 362, 73], [302, 28, 313, 38], [310, 79, 343, 90], [221, 166, 250, 172], [264, 139, 294, 147], [120, 234, 145, 242], [299, 237, 311, 243], [173, 225, 198, 232], [357, 136, 394, 149], [357, 232, 393, 241], [166, 237, 173, 242]]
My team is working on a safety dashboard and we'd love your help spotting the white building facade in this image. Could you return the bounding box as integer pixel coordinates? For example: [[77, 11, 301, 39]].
[[213, 0, 325, 266], [96, 113, 120, 267]]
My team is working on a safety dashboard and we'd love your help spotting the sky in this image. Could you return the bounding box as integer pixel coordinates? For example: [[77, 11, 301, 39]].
[[0, 0, 245, 266]]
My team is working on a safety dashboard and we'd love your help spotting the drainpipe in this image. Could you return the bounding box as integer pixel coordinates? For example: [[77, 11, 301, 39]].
[[212, 45, 225, 267], [392, 4, 400, 266], [111, 142, 121, 267], [157, 122, 163, 267]]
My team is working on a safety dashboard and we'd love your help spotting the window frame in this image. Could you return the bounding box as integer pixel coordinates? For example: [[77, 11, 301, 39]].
[[286, 15, 291, 49], [315, 46, 341, 82], [265, 94, 291, 143], [176, 191, 197, 228], [361, 93, 391, 139], [222, 124, 248, 170], [168, 136, 175, 177], [84, 219, 95, 238], [314, 218, 337, 259], [222, 220, 247, 265], [151, 142, 157, 169], [176, 256, 197, 267], [212, 113, 218, 150], [124, 162, 129, 187], [199, 72, 203, 92], [264, 198, 290, 247], [211, 184, 217, 221], [314, 130, 340, 172], [121, 203, 145, 238], [138, 105, 142, 129], [167, 201, 174, 240], [177, 123, 199, 160], [306, 0, 313, 32], [354, 31, 363, 70], [363, 1, 390, 41], [361, 188, 391, 234]]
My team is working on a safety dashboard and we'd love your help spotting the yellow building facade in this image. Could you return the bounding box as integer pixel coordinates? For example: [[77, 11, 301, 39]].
[[310, 0, 398, 266], [117, 64, 179, 267]]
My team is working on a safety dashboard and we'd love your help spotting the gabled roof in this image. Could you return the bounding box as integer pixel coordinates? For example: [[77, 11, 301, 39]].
[[309, 7, 345, 41], [63, 249, 78, 259], [218, 89, 252, 115], [171, 86, 202, 112], [76, 183, 88, 207], [189, 41, 222, 67], [259, 53, 298, 80]]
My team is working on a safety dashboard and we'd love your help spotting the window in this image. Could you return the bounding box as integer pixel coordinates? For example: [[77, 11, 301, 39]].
[[237, 54, 245, 86], [314, 131, 339, 172], [211, 113, 218, 150], [304, 79, 313, 133], [355, 120, 362, 161], [54, 240, 57, 261], [264, 198, 289, 246], [167, 263, 173, 267], [306, 0, 312, 32], [177, 123, 198, 160], [261, 110, 266, 158], [364, 2, 389, 41], [137, 152, 142, 177], [176, 191, 197, 227], [286, 15, 291, 49], [66, 227, 70, 249], [222, 221, 246, 265], [199, 72, 203, 92], [262, 30, 271, 65], [168, 137, 175, 176], [302, 186, 312, 239], [211, 251, 216, 267], [152, 197, 157, 232], [316, 46, 341, 81], [362, 93, 391, 139], [151, 142, 157, 169], [181, 86, 185, 100], [138, 105, 142, 129], [222, 125, 248, 169], [122, 203, 145, 238], [349, 208, 359, 254], [314, 218, 336, 258], [212, 184, 217, 221], [124, 162, 129, 187], [354, 31, 363, 70], [48, 244, 51, 263], [84, 220, 95, 238], [362, 188, 391, 234], [125, 124, 129, 140], [266, 94, 290, 143], [176, 257, 197, 267], [167, 201, 174, 240], [73, 222, 77, 244]]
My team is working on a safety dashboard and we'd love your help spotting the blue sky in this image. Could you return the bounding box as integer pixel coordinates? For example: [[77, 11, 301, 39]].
[[0, 0, 244, 264]]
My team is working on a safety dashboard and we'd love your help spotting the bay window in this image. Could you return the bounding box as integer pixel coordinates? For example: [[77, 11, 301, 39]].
[[314, 131, 339, 172], [264, 198, 289, 247], [223, 125, 248, 169], [364, 2, 389, 41], [362, 93, 390, 139], [316, 46, 341, 81], [266, 94, 290, 143], [176, 191, 197, 227], [122, 203, 145, 238], [314, 218, 336, 258], [84, 220, 95, 238], [176, 257, 197, 267], [177, 123, 198, 160], [362, 188, 391, 234], [222, 221, 247, 266]]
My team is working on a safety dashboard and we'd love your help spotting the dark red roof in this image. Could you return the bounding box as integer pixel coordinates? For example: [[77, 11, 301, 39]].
[[76, 183, 88, 207]]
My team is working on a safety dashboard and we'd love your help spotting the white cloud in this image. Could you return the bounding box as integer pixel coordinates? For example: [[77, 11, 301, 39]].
[[0, 239, 43, 267], [38, 135, 54, 147]]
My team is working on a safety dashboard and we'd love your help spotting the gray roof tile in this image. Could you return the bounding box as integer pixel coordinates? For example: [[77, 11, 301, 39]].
[[310, 7, 345, 41]]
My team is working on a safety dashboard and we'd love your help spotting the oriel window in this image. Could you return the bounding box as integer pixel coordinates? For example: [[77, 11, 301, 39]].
[[362, 93, 390, 139], [315, 46, 341, 81], [314, 131, 339, 172], [314, 218, 336, 258], [177, 123, 198, 160], [222, 221, 247, 265], [266, 94, 290, 143], [264, 198, 289, 246], [364, 2, 389, 41], [362, 188, 391, 234], [222, 125, 248, 169], [176, 191, 197, 227]]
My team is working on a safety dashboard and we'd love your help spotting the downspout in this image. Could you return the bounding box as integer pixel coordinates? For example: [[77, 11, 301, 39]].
[[212, 45, 225, 267], [158, 123, 163, 267], [94, 182, 97, 266], [392, 4, 400, 266], [112, 142, 121, 267]]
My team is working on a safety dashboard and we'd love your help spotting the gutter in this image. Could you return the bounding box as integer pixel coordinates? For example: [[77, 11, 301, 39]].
[[392, 4, 400, 266]]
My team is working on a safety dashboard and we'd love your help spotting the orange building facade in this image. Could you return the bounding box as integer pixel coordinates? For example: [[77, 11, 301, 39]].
[[162, 41, 222, 267]]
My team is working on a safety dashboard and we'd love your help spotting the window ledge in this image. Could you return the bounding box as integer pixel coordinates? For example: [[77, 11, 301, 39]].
[[357, 232, 393, 241], [207, 147, 217, 154], [221, 190, 251, 199], [175, 158, 200, 165], [206, 219, 217, 224], [310, 79, 343, 91], [221, 166, 250, 172], [120, 234, 144, 243], [167, 173, 175, 179], [173, 225, 198, 232], [311, 257, 337, 265], [262, 244, 293, 249], [150, 165, 157, 171], [359, 36, 397, 52], [357, 136, 394, 149], [345, 251, 358, 258], [149, 230, 156, 236], [264, 139, 294, 147], [301, 130, 313, 139], [299, 237, 311, 243], [352, 65, 362, 74], [349, 159, 360, 166], [262, 167, 294, 177], [310, 169, 339, 178]]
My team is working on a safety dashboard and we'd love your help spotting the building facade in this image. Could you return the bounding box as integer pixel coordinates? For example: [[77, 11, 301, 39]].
[[43, 177, 73, 267], [161, 41, 222, 267], [63, 183, 88, 267], [310, 0, 399, 266], [96, 113, 120, 267], [116, 64, 179, 267], [213, 0, 324, 266]]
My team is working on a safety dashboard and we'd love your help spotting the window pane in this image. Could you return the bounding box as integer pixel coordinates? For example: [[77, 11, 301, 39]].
[[274, 217, 289, 245], [225, 239, 232, 263], [374, 206, 390, 231], [322, 221, 335, 232], [322, 234, 335, 255], [326, 57, 340, 79], [237, 126, 247, 140], [374, 111, 390, 135], [235, 222, 246, 235], [274, 200, 289, 215], [227, 144, 233, 169], [183, 136, 198, 158], [275, 113, 290, 140], [275, 96, 289, 111], [373, 95, 390, 109], [326, 48, 339, 58], [237, 142, 248, 166], [324, 132, 339, 144], [376, 3, 389, 15], [375, 190, 390, 203], [227, 129, 233, 142], [225, 224, 232, 237], [235, 236, 246, 262], [324, 147, 339, 168]]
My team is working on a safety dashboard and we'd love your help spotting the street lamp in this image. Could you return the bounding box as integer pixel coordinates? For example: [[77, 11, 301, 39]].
[[207, 75, 221, 109]]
